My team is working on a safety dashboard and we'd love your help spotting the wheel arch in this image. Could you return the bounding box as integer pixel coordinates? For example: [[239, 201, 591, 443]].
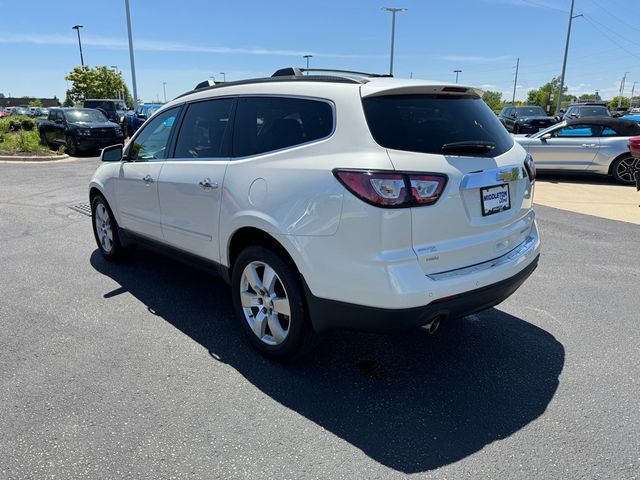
[[607, 151, 633, 175], [227, 227, 300, 275]]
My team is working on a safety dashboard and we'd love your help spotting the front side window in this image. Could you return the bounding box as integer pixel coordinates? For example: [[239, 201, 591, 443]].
[[128, 107, 180, 161], [174, 98, 234, 159], [233, 96, 333, 157], [363, 94, 514, 157], [553, 124, 599, 137]]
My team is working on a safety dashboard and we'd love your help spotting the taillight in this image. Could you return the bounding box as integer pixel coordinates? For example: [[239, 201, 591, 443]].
[[334, 169, 446, 208], [524, 154, 536, 181]]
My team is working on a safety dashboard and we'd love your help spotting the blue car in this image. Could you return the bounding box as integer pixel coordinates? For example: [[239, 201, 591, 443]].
[[124, 103, 163, 137]]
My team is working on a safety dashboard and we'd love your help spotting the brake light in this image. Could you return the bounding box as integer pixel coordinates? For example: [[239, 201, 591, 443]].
[[334, 170, 446, 208], [524, 154, 536, 181]]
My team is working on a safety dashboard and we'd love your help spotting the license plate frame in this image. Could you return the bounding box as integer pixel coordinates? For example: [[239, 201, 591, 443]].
[[481, 184, 511, 216]]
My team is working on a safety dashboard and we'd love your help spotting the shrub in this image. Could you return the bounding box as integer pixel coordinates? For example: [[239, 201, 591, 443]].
[[0, 130, 48, 153], [21, 118, 35, 131]]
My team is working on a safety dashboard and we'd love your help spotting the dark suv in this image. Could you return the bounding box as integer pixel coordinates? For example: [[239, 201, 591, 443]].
[[498, 106, 557, 134], [561, 103, 611, 120], [83, 99, 129, 124]]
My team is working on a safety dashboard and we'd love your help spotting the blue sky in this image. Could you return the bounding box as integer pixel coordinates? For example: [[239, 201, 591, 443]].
[[2, 0, 640, 103]]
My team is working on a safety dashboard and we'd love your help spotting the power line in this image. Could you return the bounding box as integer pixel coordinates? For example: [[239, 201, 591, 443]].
[[587, 0, 640, 35], [582, 16, 640, 62]]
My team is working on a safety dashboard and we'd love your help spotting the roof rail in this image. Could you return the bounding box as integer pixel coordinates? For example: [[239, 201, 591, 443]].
[[272, 67, 392, 78], [176, 74, 362, 100]]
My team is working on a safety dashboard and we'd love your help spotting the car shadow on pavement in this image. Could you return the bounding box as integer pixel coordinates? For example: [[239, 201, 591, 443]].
[[91, 248, 564, 474], [536, 172, 622, 186]]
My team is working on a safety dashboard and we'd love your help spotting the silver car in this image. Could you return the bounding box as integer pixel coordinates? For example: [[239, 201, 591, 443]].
[[514, 117, 640, 184]]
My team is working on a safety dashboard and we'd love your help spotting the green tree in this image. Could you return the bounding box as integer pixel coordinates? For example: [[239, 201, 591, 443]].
[[482, 90, 503, 113], [526, 76, 576, 113], [64, 66, 133, 107], [579, 93, 600, 101], [28, 98, 43, 107], [608, 96, 630, 110]]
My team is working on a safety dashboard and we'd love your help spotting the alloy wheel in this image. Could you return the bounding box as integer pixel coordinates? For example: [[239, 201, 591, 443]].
[[239, 261, 291, 346], [94, 203, 114, 254], [615, 156, 639, 184]]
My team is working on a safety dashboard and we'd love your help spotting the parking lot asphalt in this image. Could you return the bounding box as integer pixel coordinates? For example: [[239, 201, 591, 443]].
[[1, 157, 638, 479]]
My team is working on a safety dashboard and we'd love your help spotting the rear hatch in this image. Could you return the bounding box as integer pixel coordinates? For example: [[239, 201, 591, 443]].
[[361, 84, 534, 275]]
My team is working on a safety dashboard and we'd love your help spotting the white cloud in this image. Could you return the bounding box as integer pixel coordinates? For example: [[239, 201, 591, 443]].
[[0, 33, 380, 59]]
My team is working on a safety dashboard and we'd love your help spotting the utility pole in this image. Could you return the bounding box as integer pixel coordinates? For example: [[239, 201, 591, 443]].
[[618, 72, 629, 108], [382, 7, 407, 76], [124, 0, 139, 110], [557, 0, 582, 114], [512, 57, 520, 105], [162, 82, 167, 103], [631, 82, 637, 108], [72, 25, 84, 67], [453, 69, 461, 83]]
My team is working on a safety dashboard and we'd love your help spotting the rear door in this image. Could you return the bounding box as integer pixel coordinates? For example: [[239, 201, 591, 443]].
[[361, 89, 534, 274], [157, 97, 235, 261], [527, 123, 600, 170]]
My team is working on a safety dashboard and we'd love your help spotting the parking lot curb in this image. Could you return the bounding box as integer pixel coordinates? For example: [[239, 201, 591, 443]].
[[0, 154, 71, 163]]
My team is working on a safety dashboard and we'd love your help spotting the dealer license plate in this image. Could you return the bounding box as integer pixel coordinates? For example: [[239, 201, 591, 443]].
[[481, 184, 511, 216]]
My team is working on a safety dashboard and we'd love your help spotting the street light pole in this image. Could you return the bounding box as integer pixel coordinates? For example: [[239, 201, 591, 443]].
[[557, 0, 582, 114], [454, 69, 462, 84], [124, 0, 139, 110], [110, 66, 122, 100], [303, 54, 313, 73], [72, 25, 84, 66], [382, 7, 407, 76], [162, 82, 167, 103], [219, 72, 226, 82]]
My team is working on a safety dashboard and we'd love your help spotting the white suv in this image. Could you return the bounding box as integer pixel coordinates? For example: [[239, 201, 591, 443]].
[[90, 68, 540, 359]]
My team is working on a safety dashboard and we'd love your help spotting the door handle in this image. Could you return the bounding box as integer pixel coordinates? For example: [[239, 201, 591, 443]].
[[581, 143, 597, 148], [199, 178, 219, 190], [142, 174, 154, 185]]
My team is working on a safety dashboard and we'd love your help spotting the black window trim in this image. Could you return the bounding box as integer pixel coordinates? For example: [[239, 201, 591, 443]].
[[168, 95, 238, 161], [229, 94, 337, 160]]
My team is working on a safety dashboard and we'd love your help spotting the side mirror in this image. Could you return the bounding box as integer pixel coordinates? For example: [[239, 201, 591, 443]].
[[540, 133, 552, 141], [101, 144, 123, 162], [136, 113, 147, 120]]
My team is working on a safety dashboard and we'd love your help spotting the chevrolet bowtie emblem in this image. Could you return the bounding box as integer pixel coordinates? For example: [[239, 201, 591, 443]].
[[497, 167, 520, 182]]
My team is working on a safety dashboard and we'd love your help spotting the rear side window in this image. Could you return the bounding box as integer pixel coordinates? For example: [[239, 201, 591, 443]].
[[233, 96, 333, 157], [174, 98, 234, 159], [363, 94, 514, 157]]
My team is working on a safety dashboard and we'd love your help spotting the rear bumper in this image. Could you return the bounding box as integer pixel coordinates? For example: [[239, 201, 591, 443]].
[[304, 253, 539, 333]]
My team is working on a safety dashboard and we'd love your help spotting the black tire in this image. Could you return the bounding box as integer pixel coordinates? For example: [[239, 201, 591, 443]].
[[91, 195, 126, 261], [611, 154, 638, 185], [231, 246, 315, 360], [39, 130, 50, 148], [66, 135, 78, 156]]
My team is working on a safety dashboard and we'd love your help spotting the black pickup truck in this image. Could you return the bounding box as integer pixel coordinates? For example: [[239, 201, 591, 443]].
[[38, 108, 124, 155]]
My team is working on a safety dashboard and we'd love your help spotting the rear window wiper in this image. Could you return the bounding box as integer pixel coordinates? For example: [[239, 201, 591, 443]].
[[440, 141, 496, 154]]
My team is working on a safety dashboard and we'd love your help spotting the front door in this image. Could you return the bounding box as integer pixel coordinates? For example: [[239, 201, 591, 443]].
[[528, 123, 601, 170], [158, 98, 235, 261], [115, 106, 181, 240]]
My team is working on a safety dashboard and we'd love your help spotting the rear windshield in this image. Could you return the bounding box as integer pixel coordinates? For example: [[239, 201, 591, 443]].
[[363, 94, 514, 157], [84, 100, 116, 112]]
